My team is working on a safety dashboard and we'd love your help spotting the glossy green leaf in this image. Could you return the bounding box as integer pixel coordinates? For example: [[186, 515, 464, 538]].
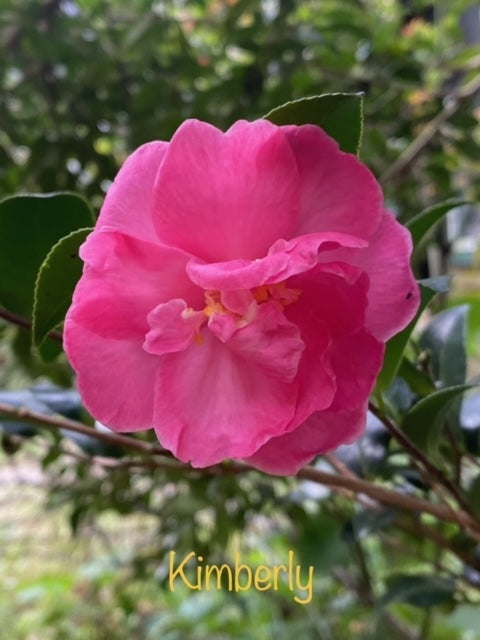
[[376, 277, 451, 393], [265, 93, 364, 154], [407, 199, 467, 252], [450, 44, 480, 69], [32, 228, 92, 359], [402, 385, 473, 459], [0, 193, 95, 318], [419, 305, 469, 387], [420, 304, 469, 435], [379, 574, 456, 609], [461, 392, 480, 455], [467, 473, 480, 518], [397, 358, 436, 397]]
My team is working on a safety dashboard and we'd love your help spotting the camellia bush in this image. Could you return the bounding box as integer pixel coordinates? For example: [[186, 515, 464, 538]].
[[1, 90, 480, 639], [1, 1, 480, 639]]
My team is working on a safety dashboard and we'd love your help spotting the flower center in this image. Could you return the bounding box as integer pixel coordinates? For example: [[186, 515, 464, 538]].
[[187, 281, 302, 346], [203, 281, 301, 319], [143, 280, 303, 355]]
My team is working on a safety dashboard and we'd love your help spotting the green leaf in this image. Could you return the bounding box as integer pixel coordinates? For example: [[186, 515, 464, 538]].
[[376, 278, 451, 393], [420, 305, 470, 436], [402, 385, 473, 459], [450, 44, 480, 70], [0, 193, 95, 317], [419, 305, 469, 387], [33, 228, 92, 359], [264, 93, 364, 154], [467, 473, 480, 518], [397, 358, 436, 397], [379, 574, 456, 609], [417, 275, 452, 293], [407, 199, 467, 252], [461, 392, 480, 455]]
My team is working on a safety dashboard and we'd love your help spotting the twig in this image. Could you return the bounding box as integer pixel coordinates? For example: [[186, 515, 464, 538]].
[[368, 402, 472, 515], [294, 464, 480, 537], [381, 73, 480, 184], [2, 401, 480, 533], [0, 401, 171, 458], [0, 308, 63, 343], [396, 515, 480, 573]]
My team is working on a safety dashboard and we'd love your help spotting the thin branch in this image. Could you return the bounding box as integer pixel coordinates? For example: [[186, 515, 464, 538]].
[[294, 464, 480, 537], [369, 402, 472, 515], [0, 401, 171, 458], [380, 73, 480, 184], [2, 401, 480, 533], [396, 515, 480, 573], [0, 308, 63, 343]]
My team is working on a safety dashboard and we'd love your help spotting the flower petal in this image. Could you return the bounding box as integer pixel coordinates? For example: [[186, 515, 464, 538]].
[[144, 299, 205, 355], [186, 231, 367, 291], [328, 329, 384, 411], [64, 320, 159, 430], [208, 302, 305, 383], [283, 124, 383, 239], [318, 211, 420, 341], [96, 141, 168, 242], [244, 403, 368, 475], [153, 332, 298, 467], [75, 229, 203, 339], [151, 119, 300, 261], [284, 262, 370, 425], [64, 229, 204, 428]]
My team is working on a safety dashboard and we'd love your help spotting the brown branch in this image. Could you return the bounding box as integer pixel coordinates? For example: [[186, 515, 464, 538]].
[[326, 453, 480, 574], [2, 401, 480, 534], [381, 73, 480, 184], [396, 515, 480, 573], [324, 452, 359, 481], [294, 464, 480, 537], [368, 401, 472, 515], [0, 308, 63, 343], [0, 401, 171, 458]]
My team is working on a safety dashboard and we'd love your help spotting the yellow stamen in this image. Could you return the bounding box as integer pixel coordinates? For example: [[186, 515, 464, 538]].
[[253, 285, 269, 302], [204, 302, 225, 318]]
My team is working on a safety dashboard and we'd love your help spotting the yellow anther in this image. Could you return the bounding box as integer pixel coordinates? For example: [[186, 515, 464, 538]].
[[253, 285, 269, 302], [204, 302, 225, 318]]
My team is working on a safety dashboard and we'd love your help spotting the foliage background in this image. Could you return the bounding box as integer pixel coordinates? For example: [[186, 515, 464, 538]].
[[1, 0, 480, 638]]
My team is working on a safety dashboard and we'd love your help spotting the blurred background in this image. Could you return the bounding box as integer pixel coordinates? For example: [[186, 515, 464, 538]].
[[1, 0, 480, 638]]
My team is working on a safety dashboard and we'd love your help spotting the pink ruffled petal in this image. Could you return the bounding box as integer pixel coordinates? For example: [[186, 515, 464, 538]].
[[144, 299, 205, 355], [244, 403, 368, 475], [64, 230, 204, 428], [151, 119, 300, 261], [284, 262, 370, 425], [208, 302, 305, 383], [282, 124, 383, 239], [64, 320, 159, 430], [220, 289, 255, 315], [186, 231, 367, 291], [287, 261, 369, 339], [96, 141, 168, 242], [76, 230, 204, 337], [329, 330, 384, 411], [153, 332, 298, 467], [318, 211, 420, 341]]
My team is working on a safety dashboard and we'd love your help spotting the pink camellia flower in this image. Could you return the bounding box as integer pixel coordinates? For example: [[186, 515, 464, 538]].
[[64, 119, 419, 475]]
